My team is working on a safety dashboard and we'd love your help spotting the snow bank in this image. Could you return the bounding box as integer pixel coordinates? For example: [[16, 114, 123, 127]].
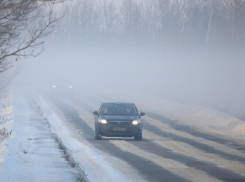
[[36, 96, 129, 182], [0, 90, 14, 180], [0, 90, 13, 141]]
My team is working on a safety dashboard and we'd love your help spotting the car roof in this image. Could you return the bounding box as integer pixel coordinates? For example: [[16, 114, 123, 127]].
[[102, 102, 135, 105]]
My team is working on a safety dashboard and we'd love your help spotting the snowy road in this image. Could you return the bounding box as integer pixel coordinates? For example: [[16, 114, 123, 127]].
[[1, 90, 245, 182], [46, 93, 245, 182]]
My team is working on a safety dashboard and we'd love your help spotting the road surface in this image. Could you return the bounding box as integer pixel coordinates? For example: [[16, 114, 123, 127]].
[[46, 93, 245, 182]]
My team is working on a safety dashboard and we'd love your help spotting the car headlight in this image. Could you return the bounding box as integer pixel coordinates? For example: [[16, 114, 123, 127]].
[[69, 86, 73, 88], [52, 85, 56, 88], [132, 120, 140, 125], [99, 119, 107, 124]]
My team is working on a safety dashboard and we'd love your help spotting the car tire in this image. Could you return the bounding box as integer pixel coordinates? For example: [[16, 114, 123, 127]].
[[95, 131, 101, 140], [134, 133, 142, 141]]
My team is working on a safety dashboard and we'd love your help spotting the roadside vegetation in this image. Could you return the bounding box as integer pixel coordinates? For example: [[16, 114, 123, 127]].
[[0, 0, 63, 100], [57, 0, 245, 50], [0, 0, 63, 129]]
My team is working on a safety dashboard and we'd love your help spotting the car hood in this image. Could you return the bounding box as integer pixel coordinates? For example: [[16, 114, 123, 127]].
[[100, 115, 139, 121]]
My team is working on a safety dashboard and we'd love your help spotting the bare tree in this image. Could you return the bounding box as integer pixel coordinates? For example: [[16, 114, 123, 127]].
[[229, 0, 245, 46], [46, 0, 245, 49], [100, 0, 117, 35], [0, 0, 61, 73], [0, 66, 21, 100], [121, 0, 143, 37], [205, 0, 217, 46], [180, 0, 191, 45], [157, 0, 185, 44], [141, 0, 159, 39]]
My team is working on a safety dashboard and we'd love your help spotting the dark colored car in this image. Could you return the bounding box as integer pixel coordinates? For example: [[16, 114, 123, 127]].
[[93, 102, 145, 140]]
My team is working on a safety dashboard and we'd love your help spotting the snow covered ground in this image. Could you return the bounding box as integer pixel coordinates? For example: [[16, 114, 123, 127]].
[[0, 90, 85, 182], [140, 97, 245, 142], [0, 90, 13, 142], [0, 88, 244, 182]]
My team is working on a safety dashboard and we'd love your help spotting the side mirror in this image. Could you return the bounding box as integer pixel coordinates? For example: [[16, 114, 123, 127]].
[[139, 112, 145, 116], [93, 111, 99, 115]]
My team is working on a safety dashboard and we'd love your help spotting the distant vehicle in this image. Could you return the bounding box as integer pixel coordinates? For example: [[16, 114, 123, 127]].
[[93, 102, 145, 140], [50, 78, 74, 96]]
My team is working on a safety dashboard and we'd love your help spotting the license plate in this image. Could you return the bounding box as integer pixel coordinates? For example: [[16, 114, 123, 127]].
[[113, 127, 126, 131]]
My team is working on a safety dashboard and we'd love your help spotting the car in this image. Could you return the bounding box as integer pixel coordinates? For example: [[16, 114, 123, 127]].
[[93, 102, 145, 140], [50, 78, 74, 97]]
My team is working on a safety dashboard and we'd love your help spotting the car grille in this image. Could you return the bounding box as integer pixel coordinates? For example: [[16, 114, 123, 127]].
[[108, 121, 130, 125]]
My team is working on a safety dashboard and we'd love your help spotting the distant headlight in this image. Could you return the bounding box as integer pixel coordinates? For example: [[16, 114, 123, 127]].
[[99, 119, 107, 124], [69, 86, 73, 88], [132, 120, 140, 125], [52, 85, 56, 88]]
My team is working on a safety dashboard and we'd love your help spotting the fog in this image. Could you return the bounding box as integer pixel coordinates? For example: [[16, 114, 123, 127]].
[[12, 0, 245, 120]]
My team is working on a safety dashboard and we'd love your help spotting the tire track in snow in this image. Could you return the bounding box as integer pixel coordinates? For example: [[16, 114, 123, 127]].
[[143, 122, 245, 165], [142, 129, 245, 177], [143, 115, 245, 160], [147, 112, 245, 152]]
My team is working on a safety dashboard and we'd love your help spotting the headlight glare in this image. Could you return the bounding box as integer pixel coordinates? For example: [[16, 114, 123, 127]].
[[99, 119, 107, 124], [132, 120, 140, 125]]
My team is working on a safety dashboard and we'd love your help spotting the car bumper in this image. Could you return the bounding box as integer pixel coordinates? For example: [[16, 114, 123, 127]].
[[96, 123, 142, 137]]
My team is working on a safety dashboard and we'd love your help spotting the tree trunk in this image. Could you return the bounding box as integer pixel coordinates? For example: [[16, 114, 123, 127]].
[[231, 0, 237, 45], [205, 0, 216, 46]]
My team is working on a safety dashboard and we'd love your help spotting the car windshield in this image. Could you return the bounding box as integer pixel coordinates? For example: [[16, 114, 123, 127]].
[[101, 103, 138, 116]]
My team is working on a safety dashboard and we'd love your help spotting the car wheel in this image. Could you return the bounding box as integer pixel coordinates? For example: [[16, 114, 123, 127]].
[[134, 133, 142, 141], [95, 131, 101, 140]]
